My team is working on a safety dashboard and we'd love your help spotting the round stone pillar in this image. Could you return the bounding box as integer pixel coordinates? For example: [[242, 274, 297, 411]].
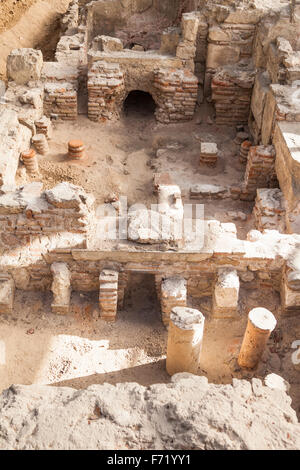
[[238, 307, 277, 369], [166, 307, 205, 376]]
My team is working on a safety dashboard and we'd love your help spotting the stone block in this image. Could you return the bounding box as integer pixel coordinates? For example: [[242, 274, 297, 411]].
[[182, 13, 199, 43], [161, 277, 187, 326], [51, 263, 71, 315], [98, 36, 123, 52], [7, 49, 43, 84], [213, 268, 240, 318], [199, 142, 218, 166], [160, 27, 180, 55], [0, 275, 14, 314], [99, 269, 119, 322]]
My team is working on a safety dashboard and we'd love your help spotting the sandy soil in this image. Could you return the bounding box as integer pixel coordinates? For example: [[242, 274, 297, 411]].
[[0, 0, 37, 32], [0, 0, 71, 79]]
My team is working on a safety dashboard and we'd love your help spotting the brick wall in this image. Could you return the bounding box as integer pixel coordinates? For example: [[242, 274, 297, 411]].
[[44, 82, 78, 121], [212, 65, 255, 125], [0, 183, 94, 255], [243, 145, 277, 197], [88, 62, 125, 121], [154, 68, 198, 123]]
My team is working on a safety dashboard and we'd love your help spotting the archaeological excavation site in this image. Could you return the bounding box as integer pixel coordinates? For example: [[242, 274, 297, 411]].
[[0, 0, 300, 451]]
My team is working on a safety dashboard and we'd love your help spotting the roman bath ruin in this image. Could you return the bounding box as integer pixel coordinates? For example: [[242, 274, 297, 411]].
[[0, 0, 299, 450]]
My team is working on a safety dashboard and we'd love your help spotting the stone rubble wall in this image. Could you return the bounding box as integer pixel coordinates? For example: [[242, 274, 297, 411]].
[[0, 182, 95, 257], [193, 13, 208, 88], [0, 374, 299, 450], [254, 16, 300, 85], [55, 0, 88, 68], [175, 12, 199, 72], [259, 84, 300, 147], [254, 189, 286, 233], [60, 0, 79, 35]]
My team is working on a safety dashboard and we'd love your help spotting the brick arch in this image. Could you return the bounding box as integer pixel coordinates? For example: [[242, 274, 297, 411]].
[[122, 88, 159, 108]]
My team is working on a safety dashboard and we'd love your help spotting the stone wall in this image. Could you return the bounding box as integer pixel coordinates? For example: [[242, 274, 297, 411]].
[[175, 12, 199, 72], [274, 121, 300, 233], [88, 0, 184, 45], [260, 84, 300, 146], [193, 13, 208, 88]]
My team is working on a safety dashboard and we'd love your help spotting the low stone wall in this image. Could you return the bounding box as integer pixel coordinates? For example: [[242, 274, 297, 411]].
[[0, 182, 94, 256]]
